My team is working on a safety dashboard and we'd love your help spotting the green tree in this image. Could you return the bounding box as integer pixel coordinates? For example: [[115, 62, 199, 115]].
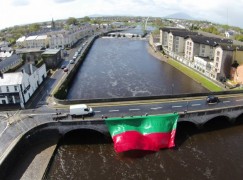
[[235, 34, 243, 41], [83, 16, 91, 22], [66, 17, 78, 25], [29, 23, 40, 32]]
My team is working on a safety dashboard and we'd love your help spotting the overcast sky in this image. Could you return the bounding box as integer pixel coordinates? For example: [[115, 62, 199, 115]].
[[1, 0, 243, 29]]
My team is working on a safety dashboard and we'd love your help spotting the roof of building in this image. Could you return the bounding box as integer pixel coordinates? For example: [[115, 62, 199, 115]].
[[26, 36, 38, 41], [36, 35, 48, 40], [0, 54, 21, 72], [215, 44, 243, 51], [15, 48, 45, 54], [18, 63, 37, 75], [170, 31, 198, 38], [16, 36, 26, 42], [0, 72, 23, 86], [42, 48, 61, 55], [185, 35, 233, 46], [160, 27, 187, 32]]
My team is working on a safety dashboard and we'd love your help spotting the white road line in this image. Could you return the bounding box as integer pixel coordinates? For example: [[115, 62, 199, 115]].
[[150, 107, 163, 110], [223, 101, 231, 103], [94, 111, 101, 113], [0, 125, 9, 138], [191, 104, 201, 106], [30, 113, 57, 116], [109, 110, 119, 112], [172, 106, 182, 108], [129, 109, 140, 111], [236, 99, 243, 102]]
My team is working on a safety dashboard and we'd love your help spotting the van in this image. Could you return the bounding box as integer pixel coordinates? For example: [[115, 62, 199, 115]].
[[69, 104, 94, 117]]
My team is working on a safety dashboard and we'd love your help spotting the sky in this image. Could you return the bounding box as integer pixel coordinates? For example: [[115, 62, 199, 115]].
[[1, 0, 243, 29]]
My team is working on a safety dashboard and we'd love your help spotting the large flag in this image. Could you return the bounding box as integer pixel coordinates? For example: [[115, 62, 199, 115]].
[[105, 113, 179, 153]]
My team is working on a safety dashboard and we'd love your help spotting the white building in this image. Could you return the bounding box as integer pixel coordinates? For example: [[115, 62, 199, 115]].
[[0, 63, 47, 108]]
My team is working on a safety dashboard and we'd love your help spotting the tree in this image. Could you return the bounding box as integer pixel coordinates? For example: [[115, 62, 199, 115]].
[[29, 23, 40, 32], [235, 34, 243, 42], [83, 16, 91, 22], [66, 17, 78, 25]]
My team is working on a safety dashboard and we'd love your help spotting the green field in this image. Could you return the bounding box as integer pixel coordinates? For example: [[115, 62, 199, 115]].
[[167, 59, 223, 92]]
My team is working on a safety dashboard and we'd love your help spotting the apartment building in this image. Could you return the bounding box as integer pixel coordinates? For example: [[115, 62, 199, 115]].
[[160, 27, 187, 47], [212, 44, 243, 81], [184, 35, 232, 67], [0, 63, 47, 108]]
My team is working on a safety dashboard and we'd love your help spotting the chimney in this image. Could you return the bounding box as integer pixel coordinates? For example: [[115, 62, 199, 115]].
[[0, 71, 3, 79], [29, 64, 33, 74], [21, 68, 25, 74]]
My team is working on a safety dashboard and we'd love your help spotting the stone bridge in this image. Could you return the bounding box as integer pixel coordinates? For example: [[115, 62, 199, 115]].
[[31, 105, 243, 137], [107, 32, 142, 38]]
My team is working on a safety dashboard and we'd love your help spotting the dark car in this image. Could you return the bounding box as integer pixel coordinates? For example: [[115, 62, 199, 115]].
[[61, 65, 66, 69], [63, 67, 68, 72], [206, 95, 220, 104]]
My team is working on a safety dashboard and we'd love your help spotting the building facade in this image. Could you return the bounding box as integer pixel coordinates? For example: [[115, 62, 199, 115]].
[[0, 63, 47, 108]]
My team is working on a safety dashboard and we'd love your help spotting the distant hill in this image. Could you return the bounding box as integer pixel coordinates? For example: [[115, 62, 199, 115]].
[[164, 12, 194, 20]]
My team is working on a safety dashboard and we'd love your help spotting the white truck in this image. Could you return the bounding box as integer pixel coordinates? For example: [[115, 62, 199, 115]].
[[69, 104, 94, 117]]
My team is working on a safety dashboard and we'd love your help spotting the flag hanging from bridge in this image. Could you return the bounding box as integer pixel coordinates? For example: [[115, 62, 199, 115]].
[[105, 113, 179, 153]]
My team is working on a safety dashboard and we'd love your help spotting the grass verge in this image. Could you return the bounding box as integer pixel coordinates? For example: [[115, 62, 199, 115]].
[[167, 58, 223, 92]]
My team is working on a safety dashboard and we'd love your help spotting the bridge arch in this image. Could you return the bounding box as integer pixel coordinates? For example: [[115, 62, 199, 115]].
[[202, 115, 231, 130], [234, 113, 243, 125], [62, 128, 111, 144]]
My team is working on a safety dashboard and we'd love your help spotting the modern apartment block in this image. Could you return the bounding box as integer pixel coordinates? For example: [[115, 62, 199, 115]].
[[159, 27, 243, 84]]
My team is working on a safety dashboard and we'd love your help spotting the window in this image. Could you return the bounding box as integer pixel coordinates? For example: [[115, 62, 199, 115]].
[[14, 86, 18, 91], [0, 87, 1, 93], [6, 86, 9, 92]]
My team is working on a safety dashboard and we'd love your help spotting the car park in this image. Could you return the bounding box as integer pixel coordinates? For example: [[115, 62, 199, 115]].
[[206, 95, 220, 104]]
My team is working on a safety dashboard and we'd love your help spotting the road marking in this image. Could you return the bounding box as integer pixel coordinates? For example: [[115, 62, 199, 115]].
[[129, 109, 140, 111], [94, 111, 101, 113], [172, 106, 182, 108], [223, 101, 231, 103], [191, 104, 201, 106], [150, 107, 162, 110], [30, 113, 57, 116], [236, 99, 243, 102], [109, 110, 119, 112]]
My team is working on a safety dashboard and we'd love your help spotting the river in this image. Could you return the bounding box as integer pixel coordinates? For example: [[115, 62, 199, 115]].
[[46, 120, 243, 180], [67, 38, 208, 100]]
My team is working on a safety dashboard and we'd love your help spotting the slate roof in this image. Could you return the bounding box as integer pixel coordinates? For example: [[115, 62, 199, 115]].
[[185, 35, 233, 46], [170, 31, 198, 38], [18, 63, 37, 75], [215, 44, 243, 51], [0, 54, 21, 72], [160, 27, 188, 32]]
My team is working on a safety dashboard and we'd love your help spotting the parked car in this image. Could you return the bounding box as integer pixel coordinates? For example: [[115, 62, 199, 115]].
[[206, 95, 220, 104], [61, 65, 66, 69], [63, 67, 68, 72], [69, 59, 74, 64]]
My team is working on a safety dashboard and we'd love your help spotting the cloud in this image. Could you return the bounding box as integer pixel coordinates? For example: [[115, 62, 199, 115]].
[[12, 0, 29, 6], [53, 0, 76, 3]]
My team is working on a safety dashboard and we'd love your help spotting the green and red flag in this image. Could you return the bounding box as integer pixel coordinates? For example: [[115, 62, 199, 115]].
[[105, 113, 179, 153]]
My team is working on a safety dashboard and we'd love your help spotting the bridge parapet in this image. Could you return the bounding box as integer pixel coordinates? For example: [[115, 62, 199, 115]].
[[179, 105, 243, 127]]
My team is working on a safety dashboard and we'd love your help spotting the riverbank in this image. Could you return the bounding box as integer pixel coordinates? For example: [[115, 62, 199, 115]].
[[147, 45, 223, 92]]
